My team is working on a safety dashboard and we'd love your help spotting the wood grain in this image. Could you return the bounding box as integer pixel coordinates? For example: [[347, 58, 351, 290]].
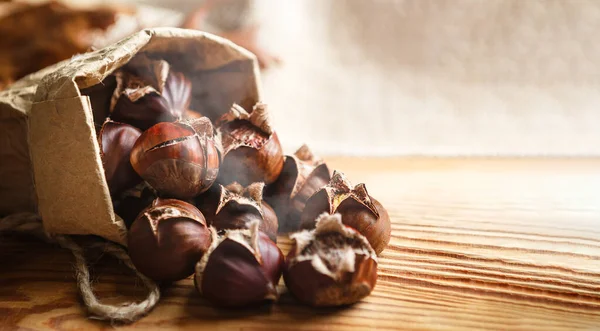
[[2, 157, 600, 330]]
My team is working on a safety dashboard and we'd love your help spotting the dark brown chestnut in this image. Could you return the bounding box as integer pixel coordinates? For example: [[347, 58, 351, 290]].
[[284, 213, 378, 307], [195, 182, 278, 242], [97, 119, 142, 196], [300, 171, 391, 255], [130, 117, 220, 199], [216, 103, 284, 186], [265, 144, 331, 233], [194, 222, 284, 307], [110, 57, 191, 130], [128, 198, 212, 282]]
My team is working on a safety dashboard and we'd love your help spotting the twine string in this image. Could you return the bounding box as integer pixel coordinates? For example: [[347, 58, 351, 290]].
[[0, 212, 160, 323]]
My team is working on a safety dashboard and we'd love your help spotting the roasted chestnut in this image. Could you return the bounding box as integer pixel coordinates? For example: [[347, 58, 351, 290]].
[[216, 103, 284, 186], [195, 182, 278, 242], [130, 117, 220, 199], [97, 119, 142, 196], [265, 144, 331, 232], [128, 198, 212, 282], [110, 56, 191, 130], [194, 222, 284, 307], [300, 171, 391, 255], [284, 213, 378, 307]]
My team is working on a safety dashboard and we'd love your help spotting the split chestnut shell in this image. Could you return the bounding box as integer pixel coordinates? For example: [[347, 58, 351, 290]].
[[216, 103, 284, 186], [130, 118, 220, 199], [110, 56, 191, 130], [284, 213, 378, 307], [300, 171, 391, 254], [195, 182, 279, 242], [194, 222, 284, 307], [265, 144, 331, 232]]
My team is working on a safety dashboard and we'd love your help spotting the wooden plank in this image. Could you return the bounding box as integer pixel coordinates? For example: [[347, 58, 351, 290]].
[[2, 157, 600, 330]]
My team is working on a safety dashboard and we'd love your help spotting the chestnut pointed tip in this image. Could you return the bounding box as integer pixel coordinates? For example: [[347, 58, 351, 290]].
[[294, 144, 319, 163]]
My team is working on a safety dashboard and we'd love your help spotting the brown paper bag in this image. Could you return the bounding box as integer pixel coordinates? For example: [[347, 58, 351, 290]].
[[0, 27, 261, 245]]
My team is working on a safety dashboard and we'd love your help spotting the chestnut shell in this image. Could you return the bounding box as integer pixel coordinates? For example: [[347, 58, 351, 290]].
[[128, 198, 212, 282], [260, 202, 278, 240], [284, 214, 378, 307], [111, 70, 191, 130], [98, 119, 142, 196], [284, 251, 377, 307], [265, 155, 330, 233], [218, 120, 284, 186], [197, 231, 284, 307], [213, 201, 278, 242], [301, 193, 391, 255], [130, 121, 220, 199], [195, 185, 279, 242], [298, 171, 391, 255]]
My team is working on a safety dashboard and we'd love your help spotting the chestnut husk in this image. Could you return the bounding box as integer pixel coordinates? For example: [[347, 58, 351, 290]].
[[265, 144, 331, 233], [194, 222, 284, 307], [284, 213, 378, 307], [195, 182, 278, 242], [300, 171, 391, 255], [128, 198, 212, 282], [216, 103, 284, 186], [110, 56, 192, 130], [130, 117, 220, 199], [97, 119, 142, 196]]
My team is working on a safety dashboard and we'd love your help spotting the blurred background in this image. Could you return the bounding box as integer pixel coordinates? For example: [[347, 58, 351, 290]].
[[3, 0, 600, 156]]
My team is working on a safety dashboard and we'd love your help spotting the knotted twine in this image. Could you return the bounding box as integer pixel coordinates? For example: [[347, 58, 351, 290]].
[[0, 212, 160, 323]]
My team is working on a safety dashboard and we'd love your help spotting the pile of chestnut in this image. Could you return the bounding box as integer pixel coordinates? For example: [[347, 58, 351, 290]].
[[99, 56, 391, 308]]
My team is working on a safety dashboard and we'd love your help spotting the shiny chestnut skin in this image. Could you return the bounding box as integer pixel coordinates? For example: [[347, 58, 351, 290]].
[[128, 198, 212, 282], [97, 119, 142, 196], [195, 225, 284, 307], [260, 202, 278, 239], [130, 119, 220, 199], [284, 213, 378, 307], [195, 183, 279, 242], [300, 171, 391, 255], [111, 60, 191, 130], [216, 103, 284, 186], [218, 123, 284, 186], [265, 145, 331, 233]]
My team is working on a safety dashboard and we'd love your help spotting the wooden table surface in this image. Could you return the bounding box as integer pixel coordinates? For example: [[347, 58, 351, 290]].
[[2, 157, 600, 330]]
